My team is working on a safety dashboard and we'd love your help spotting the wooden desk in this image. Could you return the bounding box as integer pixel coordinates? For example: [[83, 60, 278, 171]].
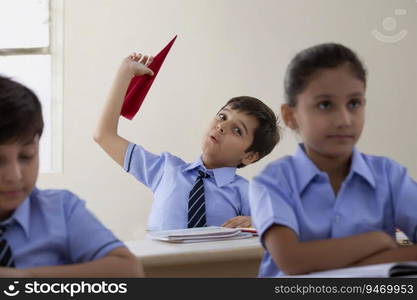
[[125, 237, 263, 277]]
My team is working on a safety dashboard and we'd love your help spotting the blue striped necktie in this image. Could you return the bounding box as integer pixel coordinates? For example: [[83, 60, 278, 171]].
[[188, 171, 210, 228], [0, 225, 15, 267]]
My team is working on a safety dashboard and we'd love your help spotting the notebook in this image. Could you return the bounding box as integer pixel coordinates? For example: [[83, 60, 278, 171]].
[[293, 261, 417, 278], [148, 226, 253, 243]]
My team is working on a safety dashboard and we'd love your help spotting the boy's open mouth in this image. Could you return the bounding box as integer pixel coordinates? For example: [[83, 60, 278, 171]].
[[209, 135, 218, 143]]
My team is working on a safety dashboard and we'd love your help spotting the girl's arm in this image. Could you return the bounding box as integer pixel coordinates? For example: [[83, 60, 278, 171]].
[[264, 225, 399, 275], [353, 244, 417, 266], [94, 54, 153, 167]]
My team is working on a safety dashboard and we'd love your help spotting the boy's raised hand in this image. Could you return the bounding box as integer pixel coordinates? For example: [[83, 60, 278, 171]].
[[124, 53, 154, 76], [94, 52, 154, 167]]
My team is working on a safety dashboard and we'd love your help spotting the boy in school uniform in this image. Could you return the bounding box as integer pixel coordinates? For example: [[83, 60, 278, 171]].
[[94, 53, 280, 231], [0, 75, 143, 277]]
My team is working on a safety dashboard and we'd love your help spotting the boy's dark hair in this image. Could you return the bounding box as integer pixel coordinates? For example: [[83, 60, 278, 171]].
[[0, 75, 44, 143], [221, 96, 280, 168], [284, 43, 367, 107]]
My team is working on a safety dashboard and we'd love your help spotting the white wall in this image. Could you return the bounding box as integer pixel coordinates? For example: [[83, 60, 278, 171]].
[[38, 0, 417, 241]]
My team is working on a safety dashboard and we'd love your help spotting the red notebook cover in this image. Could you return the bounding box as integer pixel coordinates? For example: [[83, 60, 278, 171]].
[[121, 35, 177, 120]]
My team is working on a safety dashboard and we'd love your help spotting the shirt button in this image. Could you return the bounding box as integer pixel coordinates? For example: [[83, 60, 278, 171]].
[[334, 214, 341, 223]]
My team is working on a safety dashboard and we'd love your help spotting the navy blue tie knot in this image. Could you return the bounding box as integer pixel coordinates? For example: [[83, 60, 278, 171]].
[[198, 170, 210, 179]]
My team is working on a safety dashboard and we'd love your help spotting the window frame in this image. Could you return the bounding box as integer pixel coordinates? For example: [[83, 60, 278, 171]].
[[0, 0, 63, 173]]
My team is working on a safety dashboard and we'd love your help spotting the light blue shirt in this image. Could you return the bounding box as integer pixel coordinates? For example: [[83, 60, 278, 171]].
[[2, 188, 124, 268], [124, 143, 250, 231], [249, 144, 417, 277]]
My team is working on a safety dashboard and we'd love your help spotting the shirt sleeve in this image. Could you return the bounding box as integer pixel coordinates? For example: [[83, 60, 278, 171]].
[[237, 179, 251, 216], [123, 143, 168, 192], [249, 165, 299, 246], [65, 193, 125, 263], [240, 193, 251, 216], [389, 160, 417, 243]]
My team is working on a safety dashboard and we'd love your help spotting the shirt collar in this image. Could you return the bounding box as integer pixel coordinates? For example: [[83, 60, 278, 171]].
[[7, 188, 35, 238], [293, 144, 376, 193], [293, 144, 323, 194], [349, 147, 376, 188], [183, 156, 238, 187]]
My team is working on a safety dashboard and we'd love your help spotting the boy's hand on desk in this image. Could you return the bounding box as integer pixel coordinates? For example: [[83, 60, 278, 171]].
[[122, 53, 154, 77], [222, 216, 251, 228]]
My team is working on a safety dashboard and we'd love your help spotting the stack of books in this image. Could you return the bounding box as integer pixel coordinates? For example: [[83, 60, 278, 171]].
[[148, 226, 255, 243]]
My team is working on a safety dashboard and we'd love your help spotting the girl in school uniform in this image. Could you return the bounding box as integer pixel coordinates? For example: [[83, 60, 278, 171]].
[[249, 43, 417, 277]]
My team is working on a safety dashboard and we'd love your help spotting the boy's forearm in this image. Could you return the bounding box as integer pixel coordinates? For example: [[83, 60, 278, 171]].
[[353, 244, 417, 267], [94, 55, 153, 166], [23, 248, 144, 278], [95, 64, 132, 140], [24, 257, 144, 278], [94, 63, 132, 166]]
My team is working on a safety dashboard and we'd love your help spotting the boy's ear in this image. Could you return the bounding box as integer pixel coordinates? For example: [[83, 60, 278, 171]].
[[241, 151, 260, 166], [281, 104, 298, 130]]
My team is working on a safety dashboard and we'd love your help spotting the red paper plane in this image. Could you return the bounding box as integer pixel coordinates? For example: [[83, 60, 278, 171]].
[[121, 35, 177, 120]]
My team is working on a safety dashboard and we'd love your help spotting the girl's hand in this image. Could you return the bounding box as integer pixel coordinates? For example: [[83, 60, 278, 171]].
[[372, 231, 400, 250]]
